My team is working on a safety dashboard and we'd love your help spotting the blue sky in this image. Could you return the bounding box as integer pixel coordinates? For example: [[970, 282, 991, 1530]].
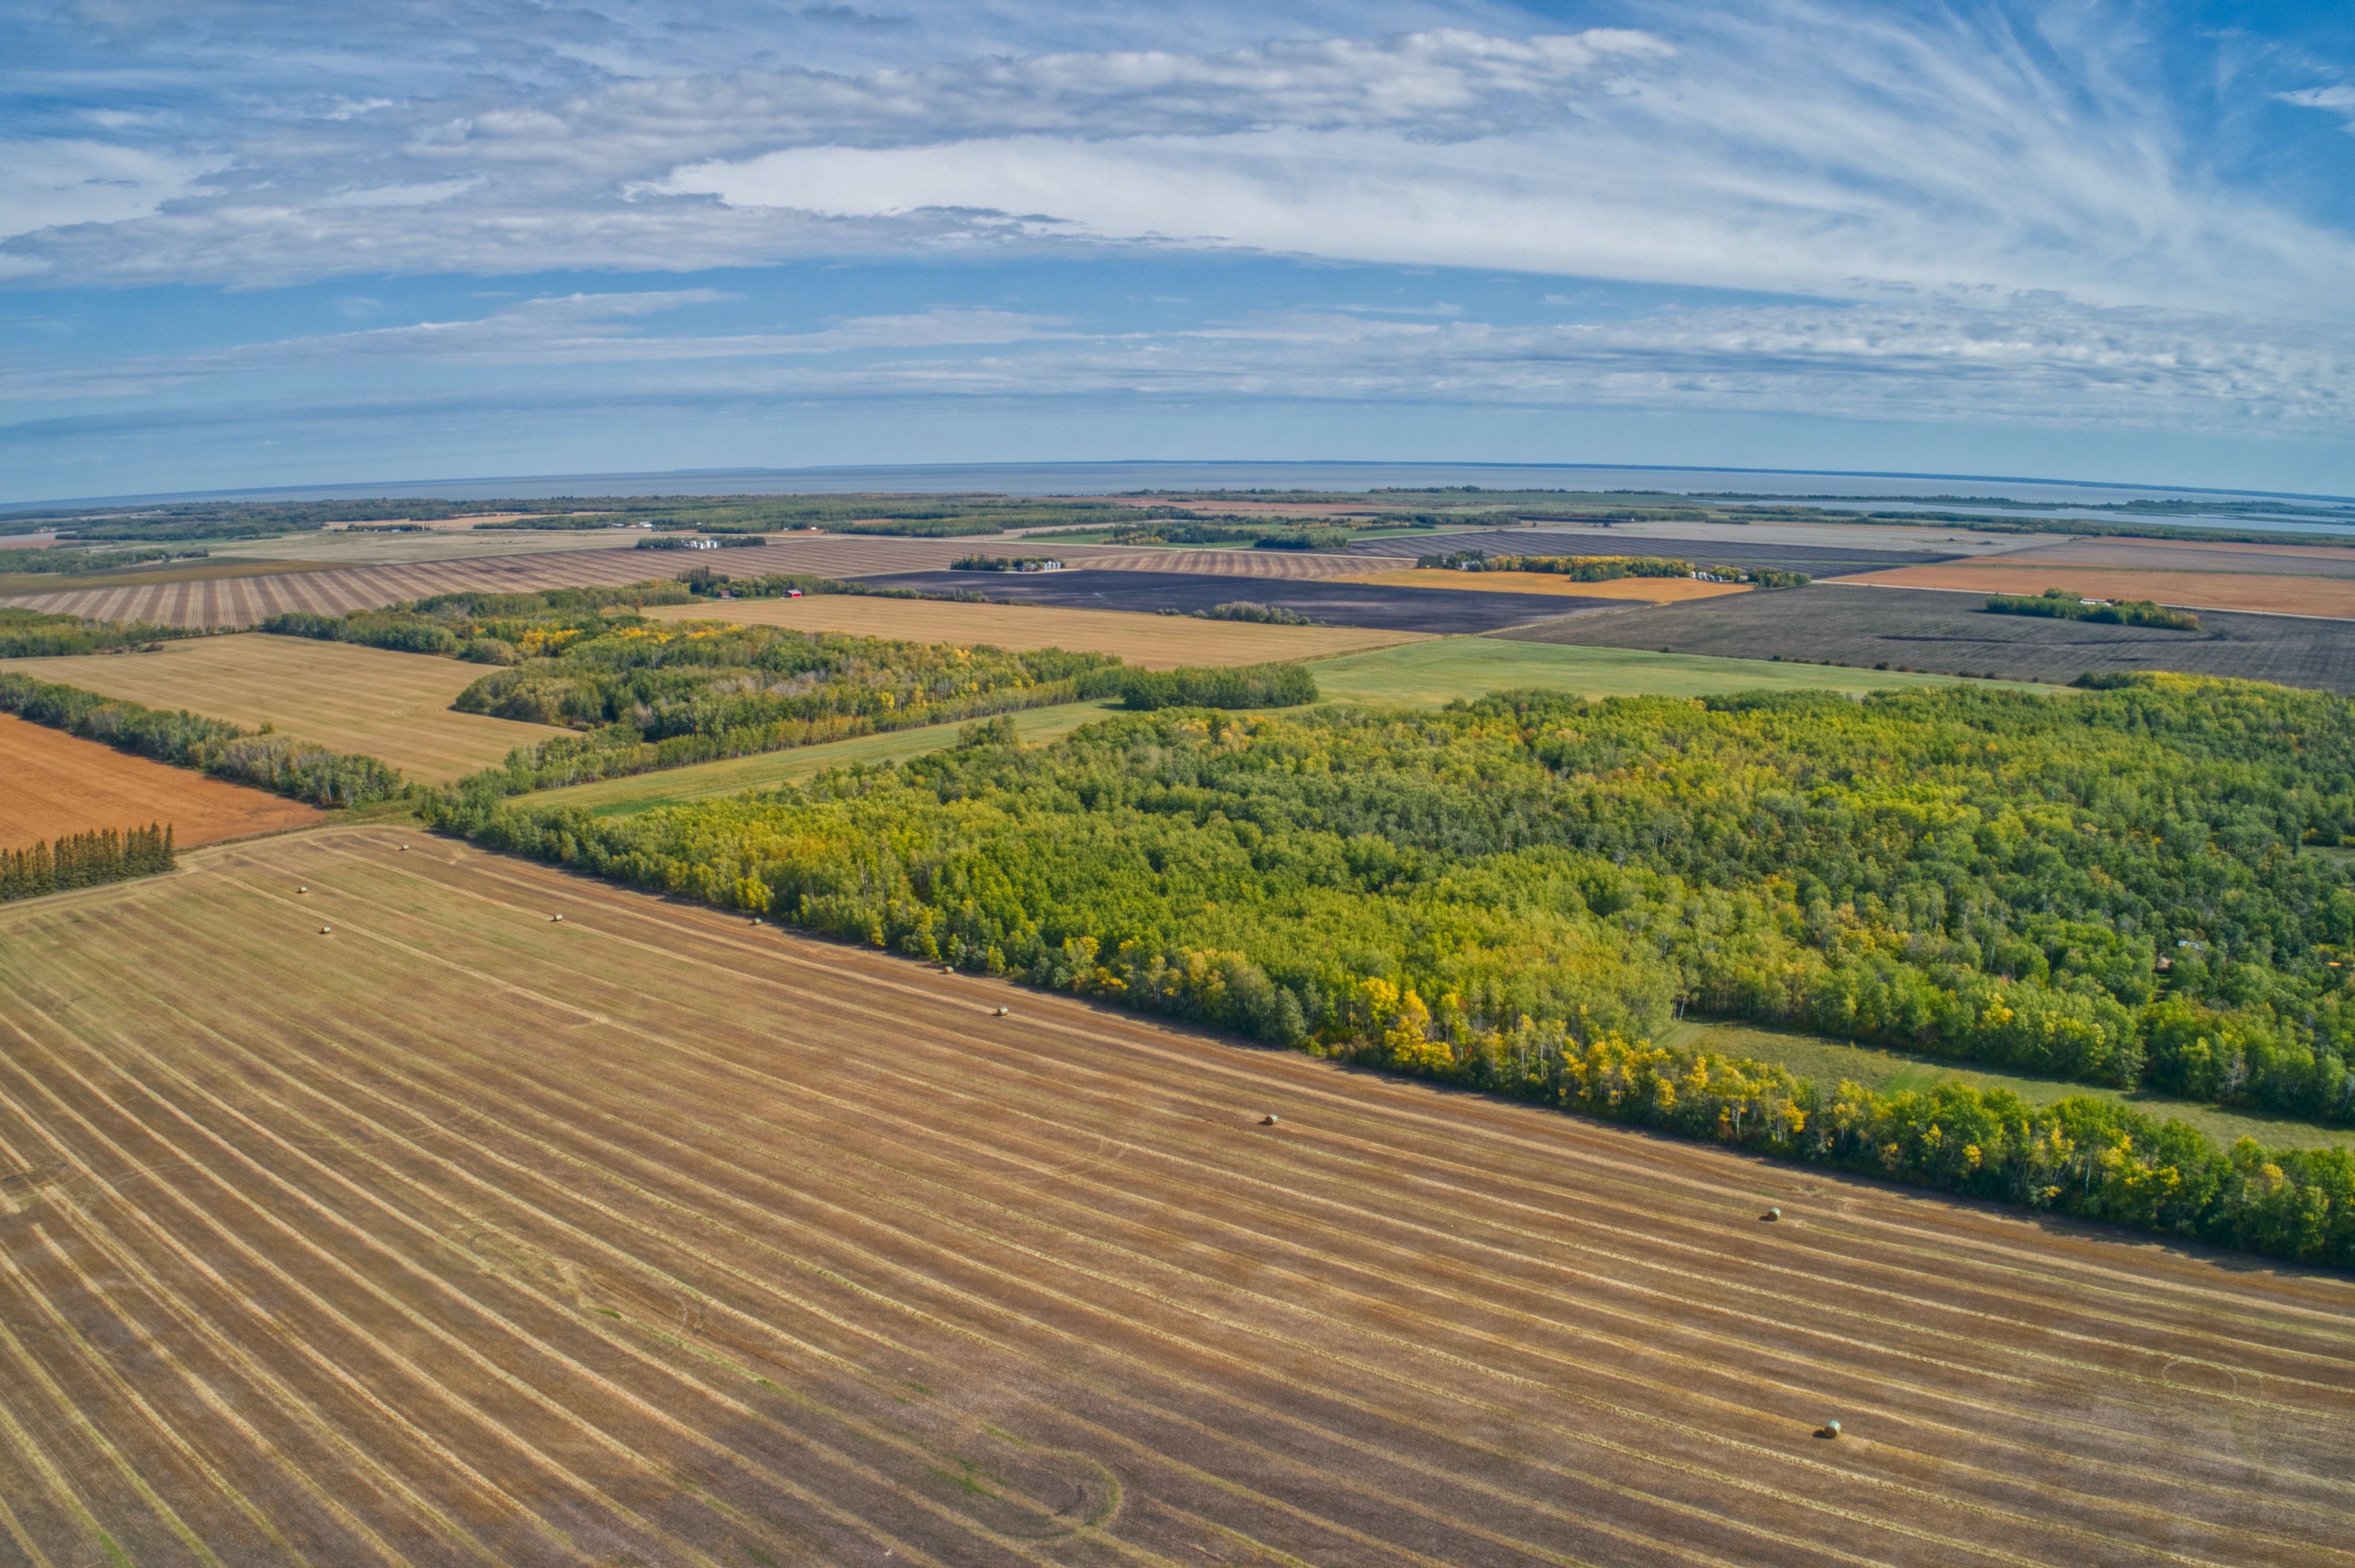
[[5, 0, 2355, 501]]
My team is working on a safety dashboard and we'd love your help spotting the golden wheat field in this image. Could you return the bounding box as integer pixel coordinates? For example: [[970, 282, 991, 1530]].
[[0, 635, 562, 784], [0, 828, 2347, 1566]]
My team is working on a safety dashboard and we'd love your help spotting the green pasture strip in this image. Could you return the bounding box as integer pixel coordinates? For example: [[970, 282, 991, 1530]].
[[1661, 1019, 2355, 1151], [1305, 636, 2066, 707], [529, 698, 1126, 817]]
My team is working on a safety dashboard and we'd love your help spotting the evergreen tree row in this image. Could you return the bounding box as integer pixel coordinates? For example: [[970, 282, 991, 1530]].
[[0, 823, 174, 901]]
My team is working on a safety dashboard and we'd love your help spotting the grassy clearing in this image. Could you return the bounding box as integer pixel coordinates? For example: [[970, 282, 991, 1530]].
[[645, 595, 1418, 667], [0, 827, 2342, 1566], [1659, 1018, 2355, 1151], [1302, 636, 2063, 707], [0, 634, 561, 784], [531, 697, 1127, 816]]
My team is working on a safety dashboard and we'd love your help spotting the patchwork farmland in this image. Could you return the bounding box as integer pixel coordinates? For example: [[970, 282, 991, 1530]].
[[0, 634, 563, 784], [0, 829, 2348, 1566]]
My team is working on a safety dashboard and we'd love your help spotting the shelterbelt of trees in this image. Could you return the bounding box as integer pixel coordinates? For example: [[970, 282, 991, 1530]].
[[0, 672, 402, 805], [427, 674, 2355, 1266]]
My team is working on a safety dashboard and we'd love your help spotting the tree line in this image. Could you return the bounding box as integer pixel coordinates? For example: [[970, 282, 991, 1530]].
[[0, 673, 403, 806], [421, 672, 2355, 1267], [1987, 587, 2200, 631], [1, 824, 175, 901], [0, 608, 214, 658]]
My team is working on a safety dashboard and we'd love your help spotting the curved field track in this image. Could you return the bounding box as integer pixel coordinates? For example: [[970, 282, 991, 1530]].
[[1, 829, 2352, 1567]]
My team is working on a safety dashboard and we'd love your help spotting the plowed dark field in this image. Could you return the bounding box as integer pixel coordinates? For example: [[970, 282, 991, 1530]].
[[1501, 581, 2355, 690], [1, 829, 2352, 1566], [869, 568, 1622, 632]]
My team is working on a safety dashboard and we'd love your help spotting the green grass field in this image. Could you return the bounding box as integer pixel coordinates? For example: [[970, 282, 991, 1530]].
[[530, 697, 1128, 816], [1659, 1018, 2355, 1151], [1302, 636, 2064, 707]]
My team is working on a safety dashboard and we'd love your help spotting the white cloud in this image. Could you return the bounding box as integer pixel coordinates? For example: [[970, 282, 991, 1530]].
[[0, 140, 227, 242], [2278, 84, 2355, 129]]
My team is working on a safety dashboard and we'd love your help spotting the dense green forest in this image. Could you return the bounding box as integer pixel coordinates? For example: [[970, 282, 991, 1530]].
[[0, 674, 402, 805], [0, 824, 175, 902], [391, 598, 1130, 796], [423, 673, 2355, 1264], [1118, 663, 1319, 710], [1987, 587, 2201, 631]]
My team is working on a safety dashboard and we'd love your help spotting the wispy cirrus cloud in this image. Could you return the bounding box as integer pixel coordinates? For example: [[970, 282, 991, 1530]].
[[6, 0, 2355, 496]]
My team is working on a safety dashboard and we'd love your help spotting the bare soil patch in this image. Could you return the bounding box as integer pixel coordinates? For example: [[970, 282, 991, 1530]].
[[0, 714, 321, 849], [0, 828, 2347, 1565], [0, 634, 561, 783], [647, 594, 1416, 667], [1853, 563, 2355, 619], [1499, 581, 2355, 689]]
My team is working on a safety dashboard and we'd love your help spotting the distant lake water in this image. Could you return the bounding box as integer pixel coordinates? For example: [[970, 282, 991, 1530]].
[[14, 460, 2353, 533]]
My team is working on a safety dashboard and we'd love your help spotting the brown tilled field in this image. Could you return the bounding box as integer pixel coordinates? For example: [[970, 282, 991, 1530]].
[[0, 828, 2349, 1566], [0, 714, 321, 848], [0, 635, 562, 784], [1851, 563, 2355, 619], [647, 595, 1419, 666]]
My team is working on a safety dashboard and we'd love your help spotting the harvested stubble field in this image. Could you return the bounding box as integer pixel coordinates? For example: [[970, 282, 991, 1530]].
[[1, 830, 2350, 1566], [0, 634, 562, 784], [646, 595, 1417, 666], [1333, 568, 1754, 604], [1500, 583, 2355, 690], [1851, 563, 2355, 620], [0, 713, 320, 849], [1993, 536, 2355, 578], [872, 569, 1606, 633]]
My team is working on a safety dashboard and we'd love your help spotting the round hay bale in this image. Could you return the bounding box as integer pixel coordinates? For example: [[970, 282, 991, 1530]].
[[993, 1006, 1010, 1016], [1762, 1206, 1781, 1222], [319, 926, 332, 935], [1819, 1419, 1841, 1439], [1260, 1114, 1280, 1126]]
